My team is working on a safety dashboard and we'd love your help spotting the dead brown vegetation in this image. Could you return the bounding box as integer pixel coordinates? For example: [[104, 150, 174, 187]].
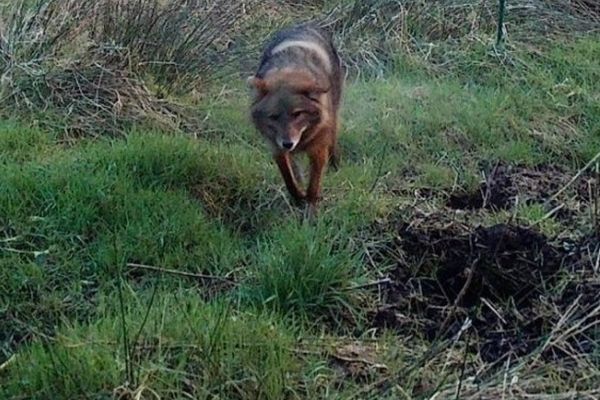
[[0, 0, 256, 136]]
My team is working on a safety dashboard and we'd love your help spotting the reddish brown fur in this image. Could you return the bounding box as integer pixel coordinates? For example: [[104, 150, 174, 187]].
[[249, 68, 341, 216], [248, 24, 344, 217]]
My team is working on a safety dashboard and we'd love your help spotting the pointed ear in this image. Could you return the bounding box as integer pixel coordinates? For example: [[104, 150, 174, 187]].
[[247, 76, 269, 101], [247, 76, 267, 91]]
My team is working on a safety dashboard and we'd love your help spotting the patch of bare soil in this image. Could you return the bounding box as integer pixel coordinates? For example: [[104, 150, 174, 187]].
[[446, 162, 594, 218], [369, 211, 599, 363]]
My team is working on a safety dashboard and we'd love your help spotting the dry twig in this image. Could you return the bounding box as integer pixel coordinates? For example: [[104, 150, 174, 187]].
[[127, 263, 235, 285]]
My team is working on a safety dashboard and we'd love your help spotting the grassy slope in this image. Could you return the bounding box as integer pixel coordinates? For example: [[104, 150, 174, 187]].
[[1, 31, 599, 399]]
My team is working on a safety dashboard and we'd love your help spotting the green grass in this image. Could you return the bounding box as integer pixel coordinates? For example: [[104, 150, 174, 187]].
[[1, 16, 600, 400], [242, 221, 363, 323], [3, 298, 300, 399]]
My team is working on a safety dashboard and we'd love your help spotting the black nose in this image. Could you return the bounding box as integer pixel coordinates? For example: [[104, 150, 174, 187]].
[[282, 141, 294, 149]]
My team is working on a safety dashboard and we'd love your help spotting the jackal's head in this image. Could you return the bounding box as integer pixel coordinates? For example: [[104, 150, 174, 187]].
[[248, 69, 329, 152]]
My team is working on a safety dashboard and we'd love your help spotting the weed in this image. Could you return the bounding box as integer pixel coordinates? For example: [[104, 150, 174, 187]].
[[0, 0, 257, 136], [242, 222, 364, 325], [2, 297, 300, 399]]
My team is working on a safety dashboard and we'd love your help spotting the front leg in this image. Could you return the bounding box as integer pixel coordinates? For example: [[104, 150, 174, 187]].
[[329, 144, 340, 171], [274, 152, 305, 203], [291, 157, 305, 186], [306, 145, 330, 214]]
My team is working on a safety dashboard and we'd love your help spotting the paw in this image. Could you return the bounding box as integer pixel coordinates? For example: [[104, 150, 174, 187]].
[[291, 191, 307, 207], [303, 202, 318, 221], [329, 154, 340, 171]]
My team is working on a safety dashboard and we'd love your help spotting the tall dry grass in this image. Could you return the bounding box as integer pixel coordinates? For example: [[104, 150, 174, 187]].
[[0, 0, 255, 137], [315, 0, 600, 74], [1, 0, 598, 135]]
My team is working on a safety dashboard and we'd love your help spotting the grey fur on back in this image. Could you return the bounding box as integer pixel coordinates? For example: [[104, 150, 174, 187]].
[[255, 24, 344, 109]]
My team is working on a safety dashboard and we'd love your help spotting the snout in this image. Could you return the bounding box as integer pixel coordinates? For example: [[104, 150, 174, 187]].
[[277, 138, 298, 151], [282, 140, 295, 150], [277, 126, 307, 152]]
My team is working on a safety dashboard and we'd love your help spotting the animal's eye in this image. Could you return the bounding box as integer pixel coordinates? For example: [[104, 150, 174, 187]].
[[291, 110, 304, 118], [268, 113, 279, 120]]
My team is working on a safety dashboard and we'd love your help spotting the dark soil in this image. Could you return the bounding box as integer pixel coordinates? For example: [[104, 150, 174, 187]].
[[447, 162, 594, 214], [369, 213, 599, 362]]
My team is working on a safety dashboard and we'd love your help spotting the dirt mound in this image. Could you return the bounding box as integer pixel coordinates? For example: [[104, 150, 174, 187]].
[[400, 223, 566, 306], [447, 163, 593, 213], [369, 214, 598, 362]]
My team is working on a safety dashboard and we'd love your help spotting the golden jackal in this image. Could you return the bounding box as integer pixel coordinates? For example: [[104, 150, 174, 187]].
[[248, 24, 344, 216]]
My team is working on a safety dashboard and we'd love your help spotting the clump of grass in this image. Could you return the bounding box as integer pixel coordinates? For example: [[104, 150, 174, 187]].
[[314, 0, 497, 75], [91, 0, 254, 93], [0, 0, 256, 137], [242, 222, 364, 324], [312, 0, 600, 76], [2, 297, 300, 400]]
